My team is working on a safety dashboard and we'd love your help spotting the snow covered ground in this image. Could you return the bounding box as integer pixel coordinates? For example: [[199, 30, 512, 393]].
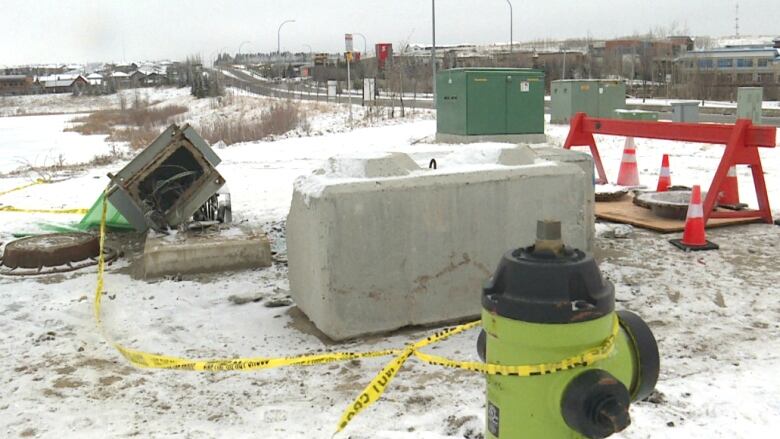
[[1, 97, 779, 438], [0, 114, 114, 174], [0, 88, 191, 118]]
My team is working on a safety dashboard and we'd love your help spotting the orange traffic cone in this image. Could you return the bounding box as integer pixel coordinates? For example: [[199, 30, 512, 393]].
[[656, 154, 671, 192], [670, 185, 719, 251], [718, 165, 746, 209], [617, 138, 640, 187]]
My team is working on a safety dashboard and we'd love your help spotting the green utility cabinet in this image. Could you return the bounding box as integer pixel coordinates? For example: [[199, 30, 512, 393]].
[[436, 68, 545, 135], [551, 79, 626, 124], [614, 109, 659, 121], [737, 87, 763, 124]]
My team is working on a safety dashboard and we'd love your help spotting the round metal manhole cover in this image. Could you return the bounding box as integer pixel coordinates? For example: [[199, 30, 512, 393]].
[[634, 190, 709, 220], [0, 232, 118, 276]]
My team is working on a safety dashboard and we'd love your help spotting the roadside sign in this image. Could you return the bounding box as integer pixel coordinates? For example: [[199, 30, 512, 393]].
[[363, 78, 376, 104], [345, 34, 353, 53], [327, 80, 337, 101]]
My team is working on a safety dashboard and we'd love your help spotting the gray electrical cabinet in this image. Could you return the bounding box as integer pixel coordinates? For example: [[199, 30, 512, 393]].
[[670, 101, 700, 123], [737, 87, 763, 124], [551, 79, 626, 124], [107, 124, 225, 232]]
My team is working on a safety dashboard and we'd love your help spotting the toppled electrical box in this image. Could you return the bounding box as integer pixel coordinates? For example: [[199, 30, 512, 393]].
[[107, 124, 226, 232]]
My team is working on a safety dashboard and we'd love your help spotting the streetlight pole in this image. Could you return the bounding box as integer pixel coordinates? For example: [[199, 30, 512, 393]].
[[353, 33, 368, 57], [277, 19, 296, 57], [506, 1, 513, 53], [432, 0, 437, 101], [238, 40, 251, 63]]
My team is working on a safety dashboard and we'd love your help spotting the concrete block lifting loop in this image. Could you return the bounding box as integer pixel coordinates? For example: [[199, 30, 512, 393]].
[[429, 158, 437, 170]]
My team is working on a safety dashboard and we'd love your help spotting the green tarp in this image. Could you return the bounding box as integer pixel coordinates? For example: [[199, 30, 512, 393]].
[[77, 192, 133, 231], [11, 192, 133, 238]]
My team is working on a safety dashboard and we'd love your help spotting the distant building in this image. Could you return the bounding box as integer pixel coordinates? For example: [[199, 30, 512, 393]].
[[675, 38, 780, 99], [129, 70, 147, 85], [143, 72, 166, 86], [37, 74, 89, 93], [0, 74, 34, 95], [111, 71, 131, 88], [87, 72, 103, 86], [603, 37, 692, 83], [113, 63, 139, 74]]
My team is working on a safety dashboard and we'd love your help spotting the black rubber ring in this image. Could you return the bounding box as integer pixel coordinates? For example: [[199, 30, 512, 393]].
[[476, 329, 487, 362]]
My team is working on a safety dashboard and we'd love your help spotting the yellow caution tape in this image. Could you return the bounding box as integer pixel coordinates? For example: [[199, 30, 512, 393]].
[[90, 188, 620, 436], [92, 188, 401, 372], [0, 178, 87, 215], [335, 322, 480, 434], [0, 206, 89, 215], [334, 318, 618, 434], [0, 178, 46, 197], [413, 317, 619, 376]]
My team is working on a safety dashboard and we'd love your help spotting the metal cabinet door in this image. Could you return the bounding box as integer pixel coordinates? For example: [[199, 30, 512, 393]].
[[506, 74, 545, 134], [466, 72, 507, 135]]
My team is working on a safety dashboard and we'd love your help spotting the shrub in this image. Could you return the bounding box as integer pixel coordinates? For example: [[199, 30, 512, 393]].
[[66, 102, 188, 149], [198, 101, 304, 145]]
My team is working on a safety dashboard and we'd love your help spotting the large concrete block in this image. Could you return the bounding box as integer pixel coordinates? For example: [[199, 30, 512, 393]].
[[287, 146, 593, 340], [143, 227, 271, 278], [531, 145, 596, 248]]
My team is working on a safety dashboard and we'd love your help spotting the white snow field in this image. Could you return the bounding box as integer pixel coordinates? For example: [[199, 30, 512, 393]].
[[1, 91, 779, 438], [0, 114, 112, 174]]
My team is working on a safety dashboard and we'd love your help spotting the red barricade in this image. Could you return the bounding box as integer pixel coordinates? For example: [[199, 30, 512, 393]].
[[563, 112, 777, 224]]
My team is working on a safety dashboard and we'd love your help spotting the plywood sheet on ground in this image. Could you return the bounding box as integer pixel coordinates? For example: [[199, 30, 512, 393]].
[[595, 196, 761, 233]]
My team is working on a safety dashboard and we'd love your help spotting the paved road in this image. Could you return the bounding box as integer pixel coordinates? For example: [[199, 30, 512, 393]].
[[221, 68, 780, 128]]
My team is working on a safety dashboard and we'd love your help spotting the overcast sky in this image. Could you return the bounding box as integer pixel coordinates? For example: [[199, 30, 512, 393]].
[[1, 0, 778, 65]]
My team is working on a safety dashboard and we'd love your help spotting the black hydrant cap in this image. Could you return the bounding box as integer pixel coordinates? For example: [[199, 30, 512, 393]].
[[482, 220, 614, 323]]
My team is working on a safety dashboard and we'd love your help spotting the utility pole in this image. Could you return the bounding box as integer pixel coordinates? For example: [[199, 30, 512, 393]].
[[347, 56, 352, 120], [735, 2, 740, 37], [345, 34, 353, 122], [432, 0, 437, 101], [506, 1, 513, 53]]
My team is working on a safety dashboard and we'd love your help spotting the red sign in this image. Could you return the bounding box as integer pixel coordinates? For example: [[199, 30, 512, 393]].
[[375, 43, 392, 70]]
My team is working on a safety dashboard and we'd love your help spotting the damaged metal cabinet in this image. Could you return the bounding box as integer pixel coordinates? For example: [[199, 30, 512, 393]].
[[107, 124, 225, 232]]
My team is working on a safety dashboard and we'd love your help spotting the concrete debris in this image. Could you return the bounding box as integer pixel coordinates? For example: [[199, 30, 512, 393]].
[[596, 223, 635, 239], [142, 226, 271, 278]]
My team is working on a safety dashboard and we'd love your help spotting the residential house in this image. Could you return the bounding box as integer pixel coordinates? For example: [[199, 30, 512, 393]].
[[87, 72, 103, 86], [38, 74, 89, 93]]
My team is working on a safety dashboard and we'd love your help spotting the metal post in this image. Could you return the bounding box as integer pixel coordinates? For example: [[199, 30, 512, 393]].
[[347, 55, 352, 121], [506, 1, 513, 53], [432, 0, 437, 101]]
